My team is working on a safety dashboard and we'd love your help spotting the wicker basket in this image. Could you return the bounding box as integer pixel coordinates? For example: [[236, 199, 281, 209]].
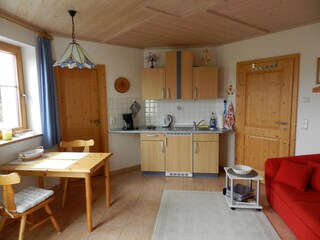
[[19, 147, 44, 161]]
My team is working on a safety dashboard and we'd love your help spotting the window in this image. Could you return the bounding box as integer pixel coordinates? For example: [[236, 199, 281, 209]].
[[0, 41, 27, 133]]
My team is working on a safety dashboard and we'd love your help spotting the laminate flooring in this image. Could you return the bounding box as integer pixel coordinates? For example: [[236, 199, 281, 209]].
[[0, 169, 296, 240]]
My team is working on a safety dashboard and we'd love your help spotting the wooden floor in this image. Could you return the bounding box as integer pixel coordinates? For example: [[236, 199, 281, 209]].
[[0, 169, 296, 240]]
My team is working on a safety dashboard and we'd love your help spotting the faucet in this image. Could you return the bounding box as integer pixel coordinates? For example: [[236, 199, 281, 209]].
[[193, 119, 205, 130]]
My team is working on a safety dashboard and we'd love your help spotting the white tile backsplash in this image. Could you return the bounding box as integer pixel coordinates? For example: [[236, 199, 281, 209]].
[[108, 98, 226, 129]]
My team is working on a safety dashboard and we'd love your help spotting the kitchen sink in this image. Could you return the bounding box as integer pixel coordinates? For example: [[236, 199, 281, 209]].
[[171, 127, 194, 131]]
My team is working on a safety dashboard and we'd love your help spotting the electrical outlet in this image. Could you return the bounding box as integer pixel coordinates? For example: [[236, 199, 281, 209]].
[[109, 116, 116, 126]]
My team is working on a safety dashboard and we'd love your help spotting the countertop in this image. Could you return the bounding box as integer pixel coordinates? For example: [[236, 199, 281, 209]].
[[109, 126, 233, 134]]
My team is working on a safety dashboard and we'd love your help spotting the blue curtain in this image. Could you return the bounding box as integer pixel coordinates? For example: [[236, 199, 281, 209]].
[[37, 36, 60, 149]]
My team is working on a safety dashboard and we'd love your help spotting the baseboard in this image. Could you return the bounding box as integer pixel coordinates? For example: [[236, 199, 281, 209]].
[[110, 165, 141, 176]]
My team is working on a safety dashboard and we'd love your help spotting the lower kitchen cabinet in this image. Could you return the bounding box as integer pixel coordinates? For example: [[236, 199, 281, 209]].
[[165, 133, 193, 174], [140, 133, 165, 172], [140, 133, 219, 175], [193, 134, 219, 174]]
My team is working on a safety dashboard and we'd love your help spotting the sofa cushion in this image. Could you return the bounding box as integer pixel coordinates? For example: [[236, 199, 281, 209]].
[[308, 161, 320, 191], [273, 160, 314, 191]]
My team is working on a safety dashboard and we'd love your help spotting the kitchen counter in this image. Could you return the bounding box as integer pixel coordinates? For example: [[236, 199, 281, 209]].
[[109, 126, 232, 134]]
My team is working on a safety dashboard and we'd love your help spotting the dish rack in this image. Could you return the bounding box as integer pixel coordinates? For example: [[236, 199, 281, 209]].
[[19, 146, 44, 161]]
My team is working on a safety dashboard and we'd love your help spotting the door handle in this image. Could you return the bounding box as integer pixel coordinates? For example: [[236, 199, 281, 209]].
[[274, 121, 288, 125]]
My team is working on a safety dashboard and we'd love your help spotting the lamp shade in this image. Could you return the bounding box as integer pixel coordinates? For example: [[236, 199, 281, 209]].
[[54, 41, 96, 69]]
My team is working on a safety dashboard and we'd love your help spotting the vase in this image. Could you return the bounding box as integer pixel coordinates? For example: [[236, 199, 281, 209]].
[[151, 60, 154, 68]]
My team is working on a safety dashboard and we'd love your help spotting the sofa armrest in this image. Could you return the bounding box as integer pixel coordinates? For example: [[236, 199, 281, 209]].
[[265, 156, 288, 203]]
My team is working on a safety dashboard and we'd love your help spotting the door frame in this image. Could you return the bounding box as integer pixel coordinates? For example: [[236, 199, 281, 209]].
[[235, 54, 300, 165], [54, 64, 108, 152]]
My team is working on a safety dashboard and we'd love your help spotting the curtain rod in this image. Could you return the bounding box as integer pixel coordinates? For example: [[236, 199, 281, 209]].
[[0, 10, 52, 40]]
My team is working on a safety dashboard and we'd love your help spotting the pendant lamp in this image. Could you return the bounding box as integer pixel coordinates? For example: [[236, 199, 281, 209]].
[[54, 10, 96, 69]]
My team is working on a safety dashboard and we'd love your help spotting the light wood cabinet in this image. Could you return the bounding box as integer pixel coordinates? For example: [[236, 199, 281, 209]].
[[166, 51, 193, 99], [141, 68, 165, 99], [193, 134, 219, 174], [165, 134, 193, 173], [140, 133, 165, 172], [193, 66, 218, 99]]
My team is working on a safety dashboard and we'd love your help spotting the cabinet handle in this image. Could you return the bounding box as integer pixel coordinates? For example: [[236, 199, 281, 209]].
[[147, 134, 159, 137], [161, 142, 165, 152], [165, 137, 167, 147], [194, 142, 199, 153], [161, 88, 165, 99], [166, 88, 170, 99]]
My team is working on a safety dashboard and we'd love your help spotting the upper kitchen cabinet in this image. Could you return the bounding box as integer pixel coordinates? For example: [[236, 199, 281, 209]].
[[141, 68, 165, 99], [165, 51, 193, 99], [193, 66, 218, 99]]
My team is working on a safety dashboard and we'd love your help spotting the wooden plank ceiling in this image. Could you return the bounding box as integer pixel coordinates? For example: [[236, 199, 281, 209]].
[[0, 0, 319, 49]]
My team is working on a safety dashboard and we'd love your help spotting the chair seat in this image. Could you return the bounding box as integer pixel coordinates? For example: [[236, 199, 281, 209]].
[[14, 186, 54, 213]]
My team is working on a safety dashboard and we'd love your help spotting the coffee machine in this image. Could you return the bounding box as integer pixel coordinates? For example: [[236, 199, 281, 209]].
[[122, 113, 134, 130]]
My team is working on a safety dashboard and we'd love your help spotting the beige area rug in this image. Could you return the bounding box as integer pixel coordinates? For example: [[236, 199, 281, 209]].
[[152, 190, 280, 240]]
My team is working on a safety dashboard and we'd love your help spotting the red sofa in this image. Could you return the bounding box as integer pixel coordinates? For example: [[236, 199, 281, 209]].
[[265, 154, 320, 240]]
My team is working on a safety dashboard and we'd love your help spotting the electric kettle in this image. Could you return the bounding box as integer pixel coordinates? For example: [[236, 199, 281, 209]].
[[161, 115, 172, 128]]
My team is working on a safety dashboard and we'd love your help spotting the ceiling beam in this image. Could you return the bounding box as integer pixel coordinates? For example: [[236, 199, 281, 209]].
[[0, 9, 52, 39]]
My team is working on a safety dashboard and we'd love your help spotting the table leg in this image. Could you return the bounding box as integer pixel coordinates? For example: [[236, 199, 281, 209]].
[[104, 159, 110, 208], [38, 176, 44, 188], [85, 173, 92, 232]]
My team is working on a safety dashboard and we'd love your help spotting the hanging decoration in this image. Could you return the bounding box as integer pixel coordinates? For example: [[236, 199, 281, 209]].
[[226, 83, 236, 96], [54, 10, 96, 69]]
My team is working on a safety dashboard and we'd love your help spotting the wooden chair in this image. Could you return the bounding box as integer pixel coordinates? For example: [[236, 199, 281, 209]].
[[0, 173, 60, 240], [59, 139, 94, 208]]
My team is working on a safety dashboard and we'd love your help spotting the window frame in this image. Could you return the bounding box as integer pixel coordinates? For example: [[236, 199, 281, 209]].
[[0, 41, 27, 137]]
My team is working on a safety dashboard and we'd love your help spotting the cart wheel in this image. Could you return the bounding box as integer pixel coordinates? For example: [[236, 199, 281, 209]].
[[256, 209, 261, 212], [231, 207, 235, 210]]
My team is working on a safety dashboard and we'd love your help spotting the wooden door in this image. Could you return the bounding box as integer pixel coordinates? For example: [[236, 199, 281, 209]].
[[193, 67, 218, 99], [165, 135, 192, 172], [141, 68, 165, 99], [54, 65, 108, 152], [236, 54, 299, 177]]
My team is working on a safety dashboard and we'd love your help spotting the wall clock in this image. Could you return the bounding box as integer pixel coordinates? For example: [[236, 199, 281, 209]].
[[114, 77, 130, 93]]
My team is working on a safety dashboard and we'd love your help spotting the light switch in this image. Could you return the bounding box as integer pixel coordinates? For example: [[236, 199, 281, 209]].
[[301, 119, 308, 129]]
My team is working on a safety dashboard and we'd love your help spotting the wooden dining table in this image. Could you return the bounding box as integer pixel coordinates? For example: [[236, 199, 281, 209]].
[[0, 152, 112, 232]]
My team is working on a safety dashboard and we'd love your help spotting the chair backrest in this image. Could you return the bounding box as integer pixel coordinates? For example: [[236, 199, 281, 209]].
[[60, 139, 94, 152], [0, 173, 20, 212]]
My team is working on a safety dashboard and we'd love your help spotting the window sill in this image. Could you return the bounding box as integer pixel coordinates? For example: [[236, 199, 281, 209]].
[[0, 133, 43, 147]]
